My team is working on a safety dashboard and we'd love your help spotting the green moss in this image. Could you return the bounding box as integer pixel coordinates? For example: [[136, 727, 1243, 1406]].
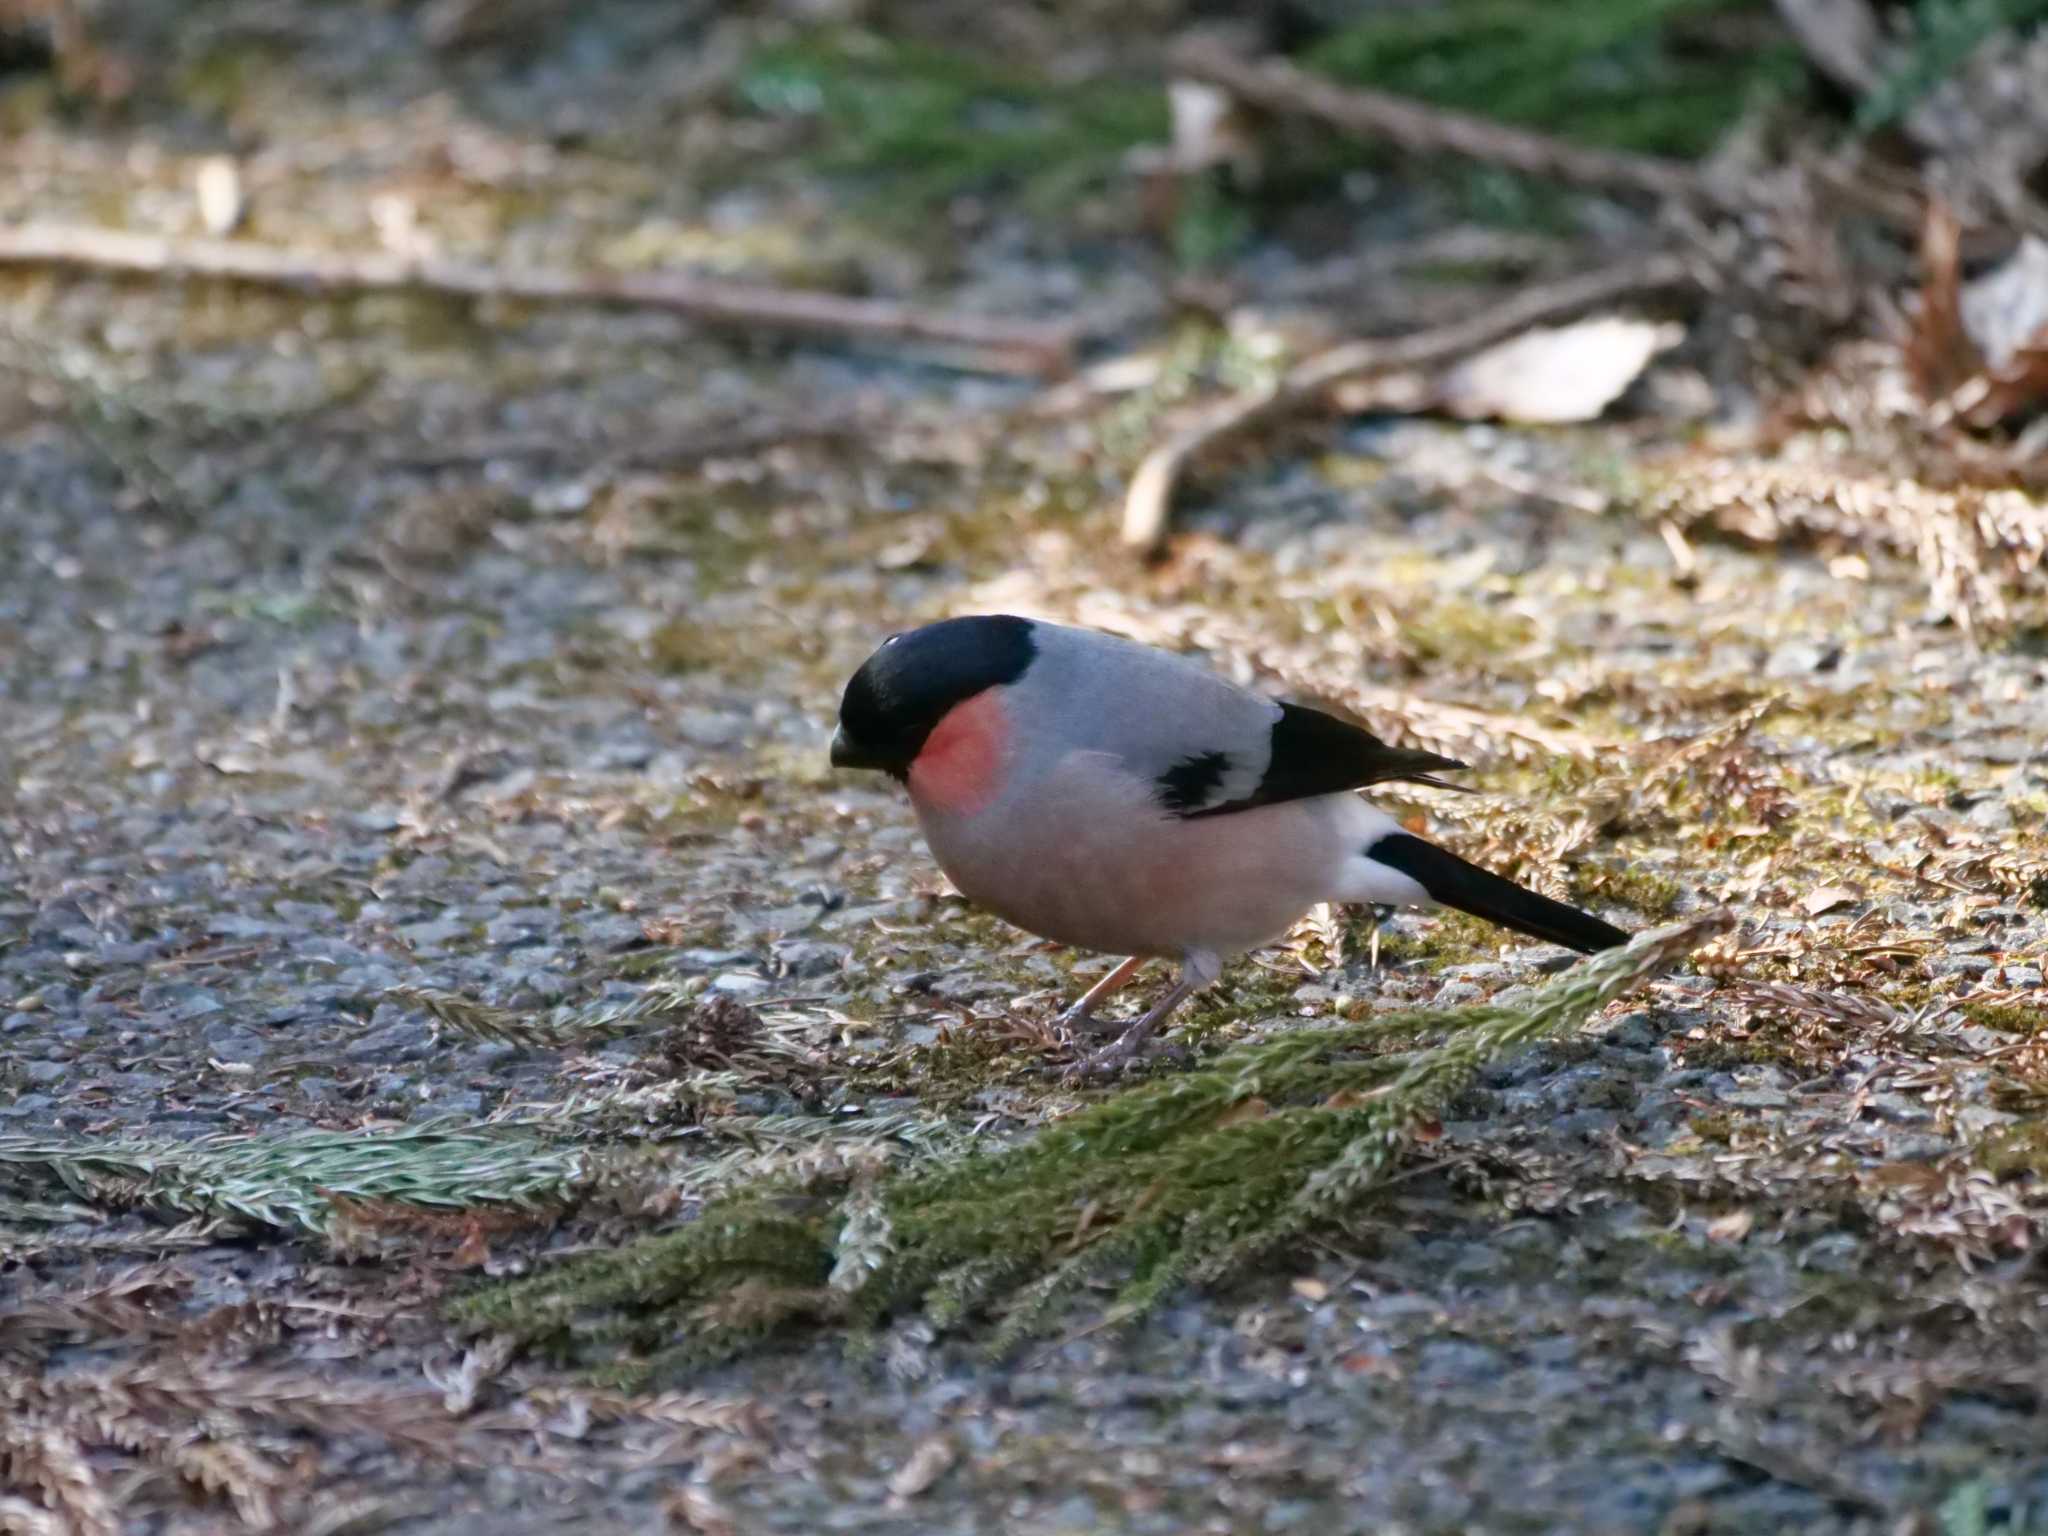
[[1378, 910, 1509, 970], [1963, 1001, 2047, 1036], [1179, 968, 1314, 1042], [1856, 0, 2048, 134], [1307, 0, 1804, 160], [1569, 861, 1683, 919], [1687, 1112, 1737, 1145], [1400, 596, 1539, 667], [449, 931, 1712, 1370], [646, 620, 715, 674], [735, 30, 1164, 219], [1678, 1034, 1808, 1072], [1978, 1123, 2048, 1180]]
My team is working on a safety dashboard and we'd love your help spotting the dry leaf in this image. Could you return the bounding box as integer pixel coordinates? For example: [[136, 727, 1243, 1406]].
[[1166, 78, 1259, 176], [1339, 1352, 1403, 1379], [1707, 1209, 1754, 1244], [886, 1436, 957, 1502], [450, 1217, 491, 1270], [1905, 200, 1979, 403], [1434, 317, 1683, 425], [1961, 235, 2048, 370], [665, 1485, 736, 1536], [1213, 1096, 1271, 1130], [1951, 323, 2048, 428], [1803, 885, 1858, 916], [1908, 227, 2048, 426], [198, 744, 261, 775], [195, 156, 244, 236]]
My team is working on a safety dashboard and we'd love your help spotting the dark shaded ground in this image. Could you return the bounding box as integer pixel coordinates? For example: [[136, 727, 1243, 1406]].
[[4, 4, 2048, 1533]]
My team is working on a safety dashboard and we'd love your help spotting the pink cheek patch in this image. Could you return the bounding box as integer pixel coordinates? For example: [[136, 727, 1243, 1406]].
[[909, 688, 1009, 817]]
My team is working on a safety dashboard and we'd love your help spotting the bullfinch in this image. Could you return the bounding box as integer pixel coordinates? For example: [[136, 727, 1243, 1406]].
[[831, 615, 1627, 1075]]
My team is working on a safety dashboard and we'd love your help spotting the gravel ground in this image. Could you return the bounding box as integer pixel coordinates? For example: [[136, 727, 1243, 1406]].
[[5, 6, 2048, 1534]]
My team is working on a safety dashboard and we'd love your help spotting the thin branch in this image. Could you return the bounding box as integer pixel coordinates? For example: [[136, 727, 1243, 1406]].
[[381, 409, 875, 474], [1122, 252, 1700, 552], [1167, 36, 1719, 209], [0, 224, 1075, 378]]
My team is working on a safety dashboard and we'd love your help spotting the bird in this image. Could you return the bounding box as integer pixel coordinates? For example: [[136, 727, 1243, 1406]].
[[830, 614, 1628, 1076]]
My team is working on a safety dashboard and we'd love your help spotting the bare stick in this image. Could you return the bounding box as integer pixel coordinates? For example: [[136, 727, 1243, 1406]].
[[381, 410, 875, 473], [1122, 252, 1699, 552], [1168, 37, 1718, 209], [0, 223, 1075, 377]]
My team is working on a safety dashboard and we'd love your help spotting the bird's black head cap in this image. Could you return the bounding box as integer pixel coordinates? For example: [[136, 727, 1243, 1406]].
[[831, 615, 1037, 777]]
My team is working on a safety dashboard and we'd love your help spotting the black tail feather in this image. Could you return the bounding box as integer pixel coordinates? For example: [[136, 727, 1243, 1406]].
[[1366, 833, 1629, 954]]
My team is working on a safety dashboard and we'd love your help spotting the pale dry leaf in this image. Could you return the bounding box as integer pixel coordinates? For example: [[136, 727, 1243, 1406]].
[[1951, 323, 2048, 428], [1803, 885, 1858, 916], [664, 1484, 736, 1536], [1706, 1209, 1755, 1244], [424, 1333, 518, 1416], [886, 1435, 958, 1502], [1166, 79, 1258, 176], [1434, 317, 1683, 425], [0, 1493, 65, 1536], [1961, 236, 2048, 371], [194, 156, 244, 236]]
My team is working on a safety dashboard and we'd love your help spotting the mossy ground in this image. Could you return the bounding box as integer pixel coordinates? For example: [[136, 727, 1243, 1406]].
[[3, 1, 2048, 1532]]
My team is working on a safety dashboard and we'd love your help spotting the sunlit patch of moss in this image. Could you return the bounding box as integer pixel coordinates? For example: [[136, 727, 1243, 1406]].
[[647, 620, 715, 675], [1675, 1033, 1810, 1073], [1180, 967, 1315, 1042], [1687, 1112, 1737, 1145], [1963, 1001, 2047, 1036], [1376, 911, 1500, 970], [1569, 860, 1683, 919], [1977, 1123, 2048, 1181], [1399, 595, 1540, 667]]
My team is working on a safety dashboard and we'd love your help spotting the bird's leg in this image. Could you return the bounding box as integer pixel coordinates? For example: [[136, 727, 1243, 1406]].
[[1055, 955, 1147, 1034], [1066, 951, 1221, 1080], [1368, 903, 1394, 969]]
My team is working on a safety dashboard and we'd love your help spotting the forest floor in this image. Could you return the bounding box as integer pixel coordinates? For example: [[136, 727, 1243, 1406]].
[[4, 4, 2048, 1533]]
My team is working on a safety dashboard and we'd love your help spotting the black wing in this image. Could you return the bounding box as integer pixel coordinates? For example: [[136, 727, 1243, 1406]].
[[1168, 701, 1467, 819]]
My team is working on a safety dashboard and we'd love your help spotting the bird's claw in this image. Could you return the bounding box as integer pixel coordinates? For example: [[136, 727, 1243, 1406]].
[[1053, 1003, 1112, 1040], [1060, 1034, 1188, 1082]]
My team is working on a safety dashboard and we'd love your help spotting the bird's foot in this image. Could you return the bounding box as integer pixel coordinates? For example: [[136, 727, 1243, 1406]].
[[1061, 1030, 1187, 1082], [1052, 1000, 1114, 1040]]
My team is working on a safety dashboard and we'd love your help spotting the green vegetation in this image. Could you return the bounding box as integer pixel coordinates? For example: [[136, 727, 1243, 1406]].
[[447, 920, 1720, 1379], [0, 1123, 582, 1235], [1857, 0, 2048, 132], [1308, 0, 1805, 159], [736, 30, 1163, 216]]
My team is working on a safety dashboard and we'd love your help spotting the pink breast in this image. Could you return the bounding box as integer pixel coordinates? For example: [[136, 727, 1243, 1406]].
[[908, 688, 1009, 817]]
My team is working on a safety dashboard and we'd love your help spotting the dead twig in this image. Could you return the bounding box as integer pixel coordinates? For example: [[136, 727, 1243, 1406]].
[[382, 410, 877, 474], [0, 224, 1074, 378], [1121, 252, 1699, 552], [1168, 36, 1718, 209]]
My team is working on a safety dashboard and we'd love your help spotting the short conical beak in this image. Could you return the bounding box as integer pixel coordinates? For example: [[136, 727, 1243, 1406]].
[[829, 727, 869, 770]]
